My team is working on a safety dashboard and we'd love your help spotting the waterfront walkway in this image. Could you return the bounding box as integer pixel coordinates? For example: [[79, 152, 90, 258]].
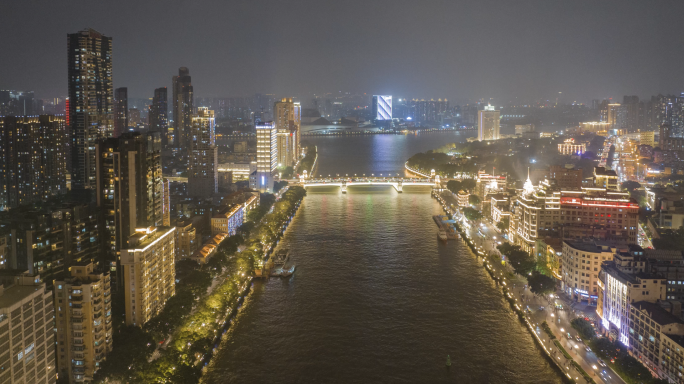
[[437, 190, 626, 384]]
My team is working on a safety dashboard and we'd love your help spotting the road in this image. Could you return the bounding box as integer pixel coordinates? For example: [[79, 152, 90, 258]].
[[439, 190, 626, 384]]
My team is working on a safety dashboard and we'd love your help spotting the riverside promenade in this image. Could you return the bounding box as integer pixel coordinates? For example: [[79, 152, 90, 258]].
[[433, 191, 626, 384]]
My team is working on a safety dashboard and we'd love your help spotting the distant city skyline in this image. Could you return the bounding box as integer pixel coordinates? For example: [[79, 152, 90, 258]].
[[2, 1, 684, 103]]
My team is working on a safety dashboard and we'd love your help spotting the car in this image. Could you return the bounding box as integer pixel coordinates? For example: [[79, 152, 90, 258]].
[[576, 335, 582, 342], [585, 345, 591, 352], [567, 333, 573, 339], [597, 358, 606, 367]]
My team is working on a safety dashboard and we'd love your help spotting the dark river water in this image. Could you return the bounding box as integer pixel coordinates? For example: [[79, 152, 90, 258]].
[[204, 131, 561, 383]]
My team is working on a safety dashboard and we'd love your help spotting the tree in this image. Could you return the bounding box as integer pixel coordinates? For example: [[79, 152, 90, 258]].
[[460, 178, 477, 192], [446, 180, 462, 194], [653, 227, 684, 250], [463, 207, 482, 222], [528, 271, 556, 295], [497, 243, 536, 276], [496, 217, 510, 232], [571, 318, 595, 341], [468, 194, 481, 206], [274, 180, 288, 193], [621, 180, 641, 192]]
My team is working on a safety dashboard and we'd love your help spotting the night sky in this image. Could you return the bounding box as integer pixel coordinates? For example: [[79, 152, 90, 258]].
[[2, 0, 684, 103]]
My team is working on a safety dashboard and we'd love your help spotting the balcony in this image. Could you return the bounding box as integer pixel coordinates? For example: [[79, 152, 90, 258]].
[[71, 317, 83, 324]]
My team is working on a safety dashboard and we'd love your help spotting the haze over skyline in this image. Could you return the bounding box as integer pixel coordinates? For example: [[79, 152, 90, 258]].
[[2, 0, 684, 103]]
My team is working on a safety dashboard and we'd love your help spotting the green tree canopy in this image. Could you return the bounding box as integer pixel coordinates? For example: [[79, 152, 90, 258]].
[[463, 207, 482, 222], [528, 271, 556, 295]]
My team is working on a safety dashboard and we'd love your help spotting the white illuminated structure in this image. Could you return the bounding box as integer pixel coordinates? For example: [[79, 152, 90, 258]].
[[256, 121, 277, 192]]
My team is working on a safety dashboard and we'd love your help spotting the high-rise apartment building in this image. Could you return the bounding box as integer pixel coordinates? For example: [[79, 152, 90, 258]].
[[188, 108, 217, 197], [0, 90, 36, 116], [121, 227, 175, 326], [67, 29, 113, 193], [274, 98, 301, 168], [254, 122, 277, 192], [96, 132, 165, 278], [0, 271, 56, 384], [172, 67, 193, 151], [149, 87, 168, 147], [0, 203, 101, 285], [477, 105, 500, 141], [659, 123, 684, 153], [0, 115, 67, 210], [408, 99, 449, 124], [606, 103, 621, 129], [113, 87, 128, 137], [53, 262, 112, 383]]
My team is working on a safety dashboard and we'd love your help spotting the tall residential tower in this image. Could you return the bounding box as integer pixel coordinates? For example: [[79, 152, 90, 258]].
[[188, 108, 218, 197], [149, 87, 168, 147], [172, 67, 193, 151], [274, 98, 301, 168], [67, 28, 113, 193]]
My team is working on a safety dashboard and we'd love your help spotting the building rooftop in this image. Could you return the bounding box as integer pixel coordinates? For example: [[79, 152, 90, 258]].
[[0, 285, 43, 309], [633, 301, 684, 326], [127, 227, 175, 251], [563, 240, 621, 253]]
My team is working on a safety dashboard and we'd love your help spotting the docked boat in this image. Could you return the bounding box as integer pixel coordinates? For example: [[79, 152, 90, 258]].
[[438, 229, 448, 242], [281, 265, 296, 277], [273, 249, 290, 267]]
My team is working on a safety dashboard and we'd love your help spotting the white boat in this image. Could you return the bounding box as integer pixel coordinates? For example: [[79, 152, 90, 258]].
[[438, 229, 448, 242]]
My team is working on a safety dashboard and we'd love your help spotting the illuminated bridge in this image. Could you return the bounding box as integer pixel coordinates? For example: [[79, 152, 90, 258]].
[[297, 177, 438, 193]]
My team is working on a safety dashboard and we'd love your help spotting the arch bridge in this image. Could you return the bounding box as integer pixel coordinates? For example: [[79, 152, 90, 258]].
[[298, 176, 439, 193]]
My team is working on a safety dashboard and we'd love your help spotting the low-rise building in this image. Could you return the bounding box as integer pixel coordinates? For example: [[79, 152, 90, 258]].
[[562, 241, 619, 304], [593, 166, 619, 191], [0, 271, 56, 384], [53, 262, 112, 383], [598, 247, 666, 346], [121, 227, 175, 326], [630, 301, 684, 383], [191, 233, 229, 264], [457, 190, 470, 207], [558, 138, 586, 155], [175, 219, 197, 260], [211, 204, 244, 236]]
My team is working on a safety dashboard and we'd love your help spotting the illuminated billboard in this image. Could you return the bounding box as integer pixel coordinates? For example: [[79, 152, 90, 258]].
[[373, 95, 392, 121]]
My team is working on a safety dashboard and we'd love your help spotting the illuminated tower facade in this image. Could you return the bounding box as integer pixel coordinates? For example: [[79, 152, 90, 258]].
[[149, 87, 169, 147], [255, 122, 277, 192], [477, 105, 500, 141], [172, 67, 193, 151], [67, 28, 113, 192], [274, 98, 301, 168], [188, 108, 218, 197]]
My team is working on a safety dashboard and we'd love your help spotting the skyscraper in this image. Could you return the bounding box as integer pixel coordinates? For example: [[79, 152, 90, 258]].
[[606, 103, 621, 129], [172, 67, 193, 150], [0, 115, 67, 210], [477, 105, 500, 141], [96, 132, 165, 280], [188, 108, 218, 197], [68, 29, 113, 196], [149, 87, 169, 147], [114, 87, 128, 137], [255, 121, 277, 192], [274, 98, 301, 168]]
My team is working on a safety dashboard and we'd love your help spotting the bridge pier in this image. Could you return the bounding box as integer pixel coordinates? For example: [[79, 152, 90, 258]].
[[393, 180, 403, 193], [342, 181, 347, 193]]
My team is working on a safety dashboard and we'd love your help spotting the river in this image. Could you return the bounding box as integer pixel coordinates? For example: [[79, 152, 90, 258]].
[[204, 131, 561, 383]]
